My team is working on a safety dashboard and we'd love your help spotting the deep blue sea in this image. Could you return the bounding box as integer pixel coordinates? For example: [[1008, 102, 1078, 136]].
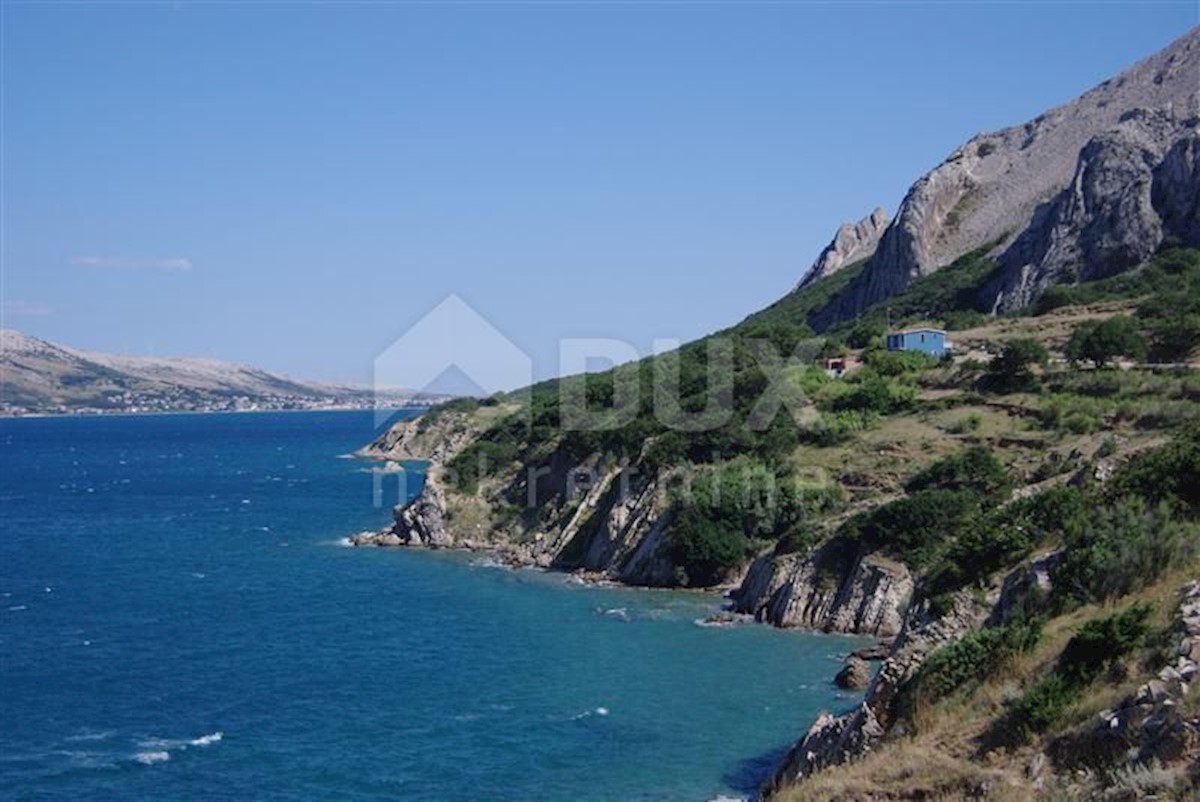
[[0, 411, 867, 801]]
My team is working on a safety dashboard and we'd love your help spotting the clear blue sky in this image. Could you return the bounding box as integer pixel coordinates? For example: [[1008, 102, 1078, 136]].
[[2, 2, 1196, 388]]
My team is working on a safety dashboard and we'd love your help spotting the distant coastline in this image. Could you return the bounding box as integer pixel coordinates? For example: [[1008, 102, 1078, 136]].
[[0, 403, 435, 421]]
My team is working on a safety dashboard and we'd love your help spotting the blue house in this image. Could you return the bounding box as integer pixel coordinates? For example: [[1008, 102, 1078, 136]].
[[885, 327, 948, 357]]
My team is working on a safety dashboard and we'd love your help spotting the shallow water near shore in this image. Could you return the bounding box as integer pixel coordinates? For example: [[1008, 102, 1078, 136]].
[[0, 410, 869, 801]]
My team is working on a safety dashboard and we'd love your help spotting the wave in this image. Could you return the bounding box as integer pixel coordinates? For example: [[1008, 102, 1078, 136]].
[[571, 707, 610, 721], [137, 731, 223, 752], [64, 730, 116, 743], [469, 556, 510, 570], [597, 607, 630, 622], [133, 751, 170, 765]]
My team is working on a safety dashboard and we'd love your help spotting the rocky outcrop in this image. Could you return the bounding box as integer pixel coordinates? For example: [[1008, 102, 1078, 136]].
[[732, 541, 913, 637], [764, 590, 994, 796], [798, 207, 889, 288], [350, 479, 453, 548], [986, 550, 1062, 627], [356, 408, 480, 464], [809, 26, 1200, 329], [983, 116, 1200, 312], [834, 656, 872, 690]]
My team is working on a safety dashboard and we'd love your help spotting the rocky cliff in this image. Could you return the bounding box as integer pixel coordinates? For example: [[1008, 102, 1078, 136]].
[[810, 26, 1200, 329], [762, 552, 1060, 796], [732, 540, 913, 638], [798, 208, 889, 289], [354, 415, 917, 636]]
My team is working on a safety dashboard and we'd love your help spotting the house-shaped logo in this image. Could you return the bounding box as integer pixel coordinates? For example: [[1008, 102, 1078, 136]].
[[373, 294, 532, 425]]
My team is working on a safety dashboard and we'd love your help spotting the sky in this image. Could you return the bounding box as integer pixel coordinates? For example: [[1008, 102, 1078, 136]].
[[2, 2, 1197, 390]]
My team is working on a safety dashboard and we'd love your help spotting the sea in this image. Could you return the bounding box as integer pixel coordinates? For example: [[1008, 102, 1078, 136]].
[[0, 410, 869, 801]]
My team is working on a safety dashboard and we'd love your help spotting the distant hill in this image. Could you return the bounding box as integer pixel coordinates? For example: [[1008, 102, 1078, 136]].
[[0, 329, 438, 415]]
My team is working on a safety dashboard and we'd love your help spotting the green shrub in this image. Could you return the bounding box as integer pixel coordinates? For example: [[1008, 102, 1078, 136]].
[[1065, 315, 1147, 368], [1051, 498, 1195, 609], [1011, 604, 1152, 734], [904, 618, 1043, 715], [1059, 602, 1151, 683], [846, 488, 980, 569], [863, 348, 936, 377], [666, 459, 842, 585], [828, 374, 916, 415], [1011, 673, 1075, 733], [805, 409, 879, 445], [905, 446, 1013, 501], [986, 337, 1048, 392], [1108, 423, 1200, 517]]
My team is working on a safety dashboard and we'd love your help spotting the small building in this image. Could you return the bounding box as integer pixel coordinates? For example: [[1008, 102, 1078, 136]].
[[885, 327, 948, 357], [824, 355, 860, 378]]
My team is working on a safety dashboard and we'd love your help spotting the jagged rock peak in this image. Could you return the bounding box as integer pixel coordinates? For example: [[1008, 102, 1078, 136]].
[[798, 207, 889, 288], [810, 26, 1200, 331]]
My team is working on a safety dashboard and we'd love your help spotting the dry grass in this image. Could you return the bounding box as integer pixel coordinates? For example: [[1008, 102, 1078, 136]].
[[775, 740, 1027, 802], [776, 565, 1200, 802], [951, 300, 1141, 357]]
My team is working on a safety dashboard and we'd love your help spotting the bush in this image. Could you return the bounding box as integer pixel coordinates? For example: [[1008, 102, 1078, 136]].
[[903, 619, 1042, 715], [666, 459, 841, 586], [905, 446, 1013, 501], [1059, 602, 1151, 683], [828, 374, 916, 415], [1108, 423, 1200, 517], [986, 337, 1048, 392], [1051, 498, 1194, 609], [1011, 673, 1075, 733], [845, 319, 886, 349], [846, 488, 980, 568], [863, 348, 936, 377], [1011, 604, 1152, 734], [1065, 316, 1147, 368]]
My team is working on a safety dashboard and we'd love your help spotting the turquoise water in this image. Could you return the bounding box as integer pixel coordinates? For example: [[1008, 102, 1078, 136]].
[[0, 411, 866, 801]]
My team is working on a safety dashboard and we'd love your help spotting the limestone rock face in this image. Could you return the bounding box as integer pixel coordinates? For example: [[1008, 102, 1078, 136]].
[[732, 543, 913, 637], [799, 207, 888, 288], [552, 469, 682, 587], [983, 116, 1200, 312], [763, 590, 993, 796], [809, 27, 1200, 330], [349, 479, 453, 548]]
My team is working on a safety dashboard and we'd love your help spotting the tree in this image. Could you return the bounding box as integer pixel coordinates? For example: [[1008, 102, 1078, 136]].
[[1065, 316, 1146, 368], [987, 337, 1048, 391]]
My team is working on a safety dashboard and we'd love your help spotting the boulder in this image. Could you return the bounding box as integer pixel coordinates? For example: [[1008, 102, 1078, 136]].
[[834, 656, 871, 690]]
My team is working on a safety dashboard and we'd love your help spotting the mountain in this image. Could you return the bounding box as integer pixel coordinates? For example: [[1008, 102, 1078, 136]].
[[0, 329, 431, 415], [810, 26, 1200, 330]]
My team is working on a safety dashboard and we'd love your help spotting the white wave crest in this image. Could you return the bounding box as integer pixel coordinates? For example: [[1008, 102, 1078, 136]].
[[134, 751, 170, 765]]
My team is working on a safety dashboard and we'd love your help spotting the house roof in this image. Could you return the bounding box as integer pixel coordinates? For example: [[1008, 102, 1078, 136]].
[[888, 327, 946, 336]]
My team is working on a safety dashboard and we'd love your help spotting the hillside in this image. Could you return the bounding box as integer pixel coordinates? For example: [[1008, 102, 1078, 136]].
[[0, 329, 432, 415], [353, 30, 1200, 802]]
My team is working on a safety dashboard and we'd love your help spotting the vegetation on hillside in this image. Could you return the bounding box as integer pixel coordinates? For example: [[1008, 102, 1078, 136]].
[[433, 246, 1200, 588]]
